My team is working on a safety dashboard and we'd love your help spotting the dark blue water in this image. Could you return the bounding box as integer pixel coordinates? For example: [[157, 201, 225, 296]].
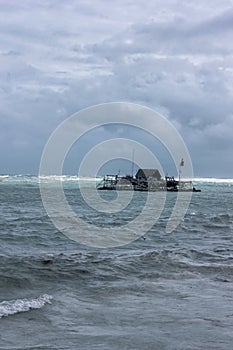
[[0, 176, 233, 349]]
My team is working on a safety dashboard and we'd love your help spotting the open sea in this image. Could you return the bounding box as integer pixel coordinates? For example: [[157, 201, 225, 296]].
[[0, 175, 233, 350]]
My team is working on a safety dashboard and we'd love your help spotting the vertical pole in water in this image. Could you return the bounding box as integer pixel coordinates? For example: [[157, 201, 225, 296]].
[[179, 166, 181, 188]]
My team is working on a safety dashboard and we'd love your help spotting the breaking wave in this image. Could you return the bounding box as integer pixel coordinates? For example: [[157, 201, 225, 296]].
[[0, 294, 52, 318]]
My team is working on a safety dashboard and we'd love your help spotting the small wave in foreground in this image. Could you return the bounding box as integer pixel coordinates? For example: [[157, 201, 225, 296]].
[[0, 294, 52, 318]]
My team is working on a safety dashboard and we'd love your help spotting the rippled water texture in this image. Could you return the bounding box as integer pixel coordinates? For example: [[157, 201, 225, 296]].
[[0, 176, 233, 349]]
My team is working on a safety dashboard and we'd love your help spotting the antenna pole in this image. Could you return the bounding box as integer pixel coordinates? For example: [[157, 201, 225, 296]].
[[131, 149, 135, 177]]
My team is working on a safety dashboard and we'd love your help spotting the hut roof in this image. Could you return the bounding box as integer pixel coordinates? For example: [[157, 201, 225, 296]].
[[136, 169, 161, 180]]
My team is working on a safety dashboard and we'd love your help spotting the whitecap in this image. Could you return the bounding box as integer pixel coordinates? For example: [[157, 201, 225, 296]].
[[0, 294, 52, 318]]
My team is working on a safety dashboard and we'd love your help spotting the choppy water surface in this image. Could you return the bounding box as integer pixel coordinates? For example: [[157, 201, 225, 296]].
[[0, 176, 233, 349]]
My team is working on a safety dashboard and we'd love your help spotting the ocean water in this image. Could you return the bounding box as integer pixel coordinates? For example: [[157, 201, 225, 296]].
[[0, 175, 233, 349]]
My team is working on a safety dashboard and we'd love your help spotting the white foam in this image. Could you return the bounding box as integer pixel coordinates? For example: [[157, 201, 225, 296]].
[[193, 177, 233, 183], [0, 294, 52, 318], [39, 175, 97, 182]]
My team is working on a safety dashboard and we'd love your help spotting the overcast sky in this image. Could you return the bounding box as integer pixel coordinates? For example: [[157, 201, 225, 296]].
[[0, 0, 233, 177]]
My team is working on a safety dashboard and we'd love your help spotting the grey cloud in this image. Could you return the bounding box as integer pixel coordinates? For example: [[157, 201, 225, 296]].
[[91, 9, 233, 58], [0, 0, 233, 175]]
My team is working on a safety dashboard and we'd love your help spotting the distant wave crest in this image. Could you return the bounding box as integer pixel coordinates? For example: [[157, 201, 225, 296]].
[[0, 175, 98, 185]]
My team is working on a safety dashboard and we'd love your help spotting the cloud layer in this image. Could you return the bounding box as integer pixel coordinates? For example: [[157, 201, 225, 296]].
[[0, 0, 233, 176]]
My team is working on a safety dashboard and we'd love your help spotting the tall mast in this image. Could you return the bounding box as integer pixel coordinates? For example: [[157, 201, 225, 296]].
[[131, 149, 135, 177]]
